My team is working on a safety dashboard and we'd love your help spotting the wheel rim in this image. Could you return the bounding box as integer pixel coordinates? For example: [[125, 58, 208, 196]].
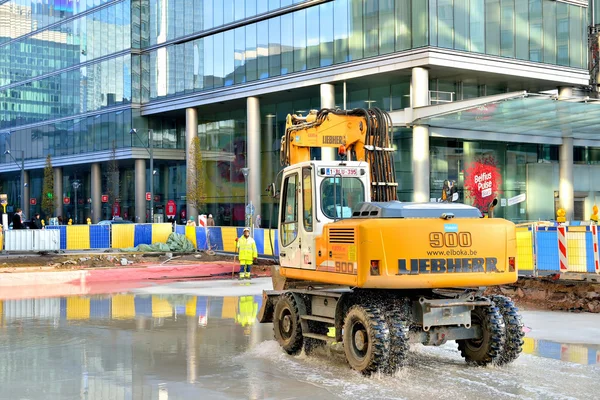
[[351, 319, 369, 359], [279, 309, 293, 340]]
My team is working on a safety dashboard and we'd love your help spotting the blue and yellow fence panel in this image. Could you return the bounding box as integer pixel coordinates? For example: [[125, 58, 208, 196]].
[[516, 225, 534, 271], [196, 227, 208, 250], [134, 224, 153, 247], [89, 225, 110, 249], [221, 227, 238, 252], [566, 226, 587, 273], [66, 225, 90, 250], [536, 227, 560, 271], [152, 223, 172, 245], [207, 227, 224, 251], [112, 224, 135, 248]]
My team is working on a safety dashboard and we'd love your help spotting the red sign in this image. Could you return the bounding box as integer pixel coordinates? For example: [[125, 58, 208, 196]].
[[464, 156, 502, 212], [30, 198, 36, 205], [166, 200, 176, 218], [101, 195, 108, 203], [146, 192, 151, 201], [63, 197, 70, 205]]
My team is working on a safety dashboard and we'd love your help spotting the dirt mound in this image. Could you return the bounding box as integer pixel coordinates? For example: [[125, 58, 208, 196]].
[[485, 276, 600, 313]]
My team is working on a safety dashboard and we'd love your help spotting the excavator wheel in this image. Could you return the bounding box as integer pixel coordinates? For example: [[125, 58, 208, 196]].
[[384, 310, 410, 374], [343, 305, 390, 374], [273, 293, 303, 355], [457, 301, 506, 366], [492, 295, 525, 365]]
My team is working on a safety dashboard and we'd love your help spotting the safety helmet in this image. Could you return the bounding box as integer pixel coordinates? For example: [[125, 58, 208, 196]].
[[209, 214, 213, 218], [189, 216, 194, 220], [243, 227, 250, 232]]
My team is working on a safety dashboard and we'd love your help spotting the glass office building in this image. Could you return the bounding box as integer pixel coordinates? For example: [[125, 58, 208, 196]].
[[0, 0, 597, 225]]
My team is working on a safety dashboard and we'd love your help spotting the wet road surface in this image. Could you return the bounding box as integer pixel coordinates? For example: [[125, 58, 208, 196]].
[[0, 278, 599, 399]]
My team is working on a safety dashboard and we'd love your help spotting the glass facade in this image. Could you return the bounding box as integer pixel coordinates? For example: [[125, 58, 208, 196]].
[[143, 0, 588, 102]]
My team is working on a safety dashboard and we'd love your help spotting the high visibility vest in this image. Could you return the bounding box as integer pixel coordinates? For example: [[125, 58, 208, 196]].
[[237, 236, 257, 263]]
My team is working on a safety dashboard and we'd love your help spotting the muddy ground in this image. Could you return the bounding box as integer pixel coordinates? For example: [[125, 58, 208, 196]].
[[485, 275, 600, 313], [0, 251, 277, 272]]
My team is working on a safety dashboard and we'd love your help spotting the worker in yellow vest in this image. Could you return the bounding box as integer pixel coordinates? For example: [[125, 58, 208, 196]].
[[236, 227, 257, 280]]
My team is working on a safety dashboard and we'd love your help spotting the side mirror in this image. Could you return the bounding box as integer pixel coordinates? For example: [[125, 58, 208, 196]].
[[266, 183, 278, 198]]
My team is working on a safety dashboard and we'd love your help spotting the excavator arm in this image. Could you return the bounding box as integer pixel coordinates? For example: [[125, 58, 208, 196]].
[[280, 108, 399, 202]]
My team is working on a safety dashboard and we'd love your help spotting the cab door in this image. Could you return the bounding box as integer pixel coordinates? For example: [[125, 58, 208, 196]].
[[299, 166, 316, 270], [279, 170, 301, 268]]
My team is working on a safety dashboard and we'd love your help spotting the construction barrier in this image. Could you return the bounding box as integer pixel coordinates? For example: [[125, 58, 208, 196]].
[[38, 224, 280, 257], [515, 222, 599, 275]]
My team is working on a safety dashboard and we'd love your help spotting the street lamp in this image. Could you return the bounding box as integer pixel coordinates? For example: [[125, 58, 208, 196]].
[[72, 179, 81, 224], [241, 167, 250, 228], [4, 149, 25, 212], [130, 128, 154, 223]]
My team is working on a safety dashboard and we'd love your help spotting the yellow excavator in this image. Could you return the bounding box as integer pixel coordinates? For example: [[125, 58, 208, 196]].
[[258, 108, 524, 374]]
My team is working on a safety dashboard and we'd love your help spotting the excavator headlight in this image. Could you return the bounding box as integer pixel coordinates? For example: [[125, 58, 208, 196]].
[[370, 260, 380, 275]]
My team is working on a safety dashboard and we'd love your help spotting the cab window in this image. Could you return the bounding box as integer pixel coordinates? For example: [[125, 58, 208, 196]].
[[320, 177, 365, 219], [302, 167, 313, 232], [280, 174, 298, 246]]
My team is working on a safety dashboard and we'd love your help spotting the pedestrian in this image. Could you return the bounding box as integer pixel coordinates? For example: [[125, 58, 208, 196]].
[[254, 214, 261, 228], [186, 216, 196, 227], [31, 213, 43, 229], [236, 227, 257, 280], [207, 214, 215, 227], [57, 216, 63, 225], [12, 208, 24, 229]]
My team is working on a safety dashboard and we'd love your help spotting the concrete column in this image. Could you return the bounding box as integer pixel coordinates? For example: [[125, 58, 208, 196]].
[[22, 170, 29, 216], [135, 159, 146, 223], [558, 86, 574, 99], [185, 107, 198, 222], [411, 67, 430, 202], [53, 167, 63, 218], [91, 163, 101, 223], [320, 83, 336, 161], [161, 165, 169, 202], [265, 115, 275, 187], [247, 97, 261, 224], [411, 67, 430, 108], [559, 137, 574, 221]]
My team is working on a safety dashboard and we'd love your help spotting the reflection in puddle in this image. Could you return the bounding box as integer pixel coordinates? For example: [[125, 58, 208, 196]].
[[523, 337, 599, 365], [0, 293, 263, 330], [0, 293, 269, 399]]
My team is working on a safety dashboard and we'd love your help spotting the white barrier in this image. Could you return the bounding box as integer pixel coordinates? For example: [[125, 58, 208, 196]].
[[4, 230, 61, 251]]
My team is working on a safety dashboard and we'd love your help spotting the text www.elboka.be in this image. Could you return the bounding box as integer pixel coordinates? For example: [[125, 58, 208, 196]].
[[426, 249, 478, 256]]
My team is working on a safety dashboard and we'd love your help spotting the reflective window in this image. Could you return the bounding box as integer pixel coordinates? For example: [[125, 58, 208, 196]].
[[280, 173, 298, 246], [320, 177, 365, 219]]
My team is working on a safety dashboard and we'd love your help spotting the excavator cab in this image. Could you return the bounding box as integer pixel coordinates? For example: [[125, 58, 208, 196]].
[[277, 160, 370, 271]]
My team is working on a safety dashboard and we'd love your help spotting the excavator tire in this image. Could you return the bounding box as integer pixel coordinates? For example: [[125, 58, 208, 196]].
[[492, 295, 525, 365], [343, 305, 390, 374], [457, 301, 506, 366], [273, 293, 303, 355], [384, 310, 410, 374]]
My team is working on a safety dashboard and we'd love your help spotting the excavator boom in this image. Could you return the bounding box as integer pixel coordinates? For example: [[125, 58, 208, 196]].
[[280, 108, 398, 202]]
